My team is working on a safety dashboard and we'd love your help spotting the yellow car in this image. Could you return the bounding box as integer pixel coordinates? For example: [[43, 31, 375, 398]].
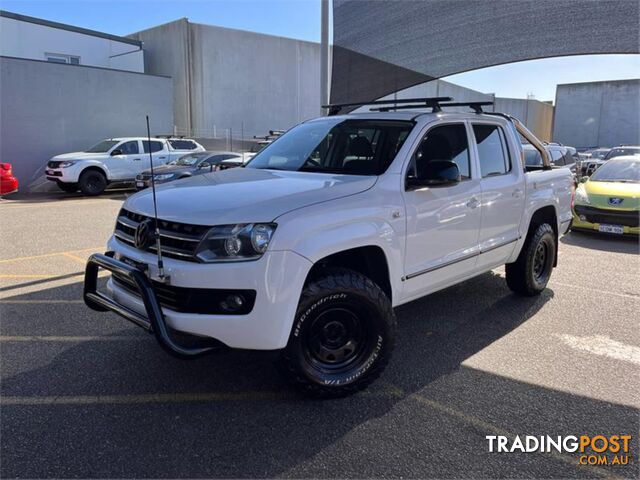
[[572, 156, 640, 236]]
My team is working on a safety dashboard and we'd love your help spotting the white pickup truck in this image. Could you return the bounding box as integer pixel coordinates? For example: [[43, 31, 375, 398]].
[[46, 137, 205, 195], [84, 99, 573, 397]]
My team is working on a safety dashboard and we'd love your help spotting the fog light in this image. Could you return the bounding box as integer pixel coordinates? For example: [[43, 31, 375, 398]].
[[220, 294, 245, 312], [579, 215, 587, 221]]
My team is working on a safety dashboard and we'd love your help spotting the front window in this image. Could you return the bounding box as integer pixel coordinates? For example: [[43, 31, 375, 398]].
[[246, 119, 414, 175], [604, 148, 640, 160], [168, 153, 208, 166], [590, 159, 640, 183], [85, 140, 119, 153]]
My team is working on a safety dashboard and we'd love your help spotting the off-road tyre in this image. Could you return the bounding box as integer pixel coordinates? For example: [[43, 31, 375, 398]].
[[506, 223, 556, 296], [56, 181, 78, 193], [279, 268, 396, 398], [78, 170, 107, 196]]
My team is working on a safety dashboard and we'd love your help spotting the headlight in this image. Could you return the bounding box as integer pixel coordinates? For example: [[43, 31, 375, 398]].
[[195, 223, 276, 262], [574, 186, 590, 205], [59, 161, 77, 168], [154, 173, 175, 181]]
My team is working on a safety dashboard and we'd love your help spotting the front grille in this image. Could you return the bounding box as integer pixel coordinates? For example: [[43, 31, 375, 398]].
[[114, 209, 209, 261], [47, 161, 62, 168], [112, 274, 256, 315], [574, 205, 639, 227]]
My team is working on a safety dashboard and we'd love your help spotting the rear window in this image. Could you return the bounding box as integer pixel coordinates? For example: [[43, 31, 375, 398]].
[[169, 140, 198, 150], [473, 124, 511, 177], [143, 140, 164, 153]]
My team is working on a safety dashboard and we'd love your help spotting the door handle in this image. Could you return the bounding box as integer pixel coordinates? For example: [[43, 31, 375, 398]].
[[512, 188, 524, 198], [158, 156, 167, 160], [466, 197, 479, 209], [133, 158, 141, 161]]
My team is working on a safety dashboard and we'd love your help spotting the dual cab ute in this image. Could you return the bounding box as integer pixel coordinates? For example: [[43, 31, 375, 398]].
[[84, 98, 573, 397], [46, 137, 204, 195]]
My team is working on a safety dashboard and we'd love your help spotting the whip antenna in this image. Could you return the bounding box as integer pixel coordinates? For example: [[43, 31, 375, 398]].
[[145, 115, 166, 280]]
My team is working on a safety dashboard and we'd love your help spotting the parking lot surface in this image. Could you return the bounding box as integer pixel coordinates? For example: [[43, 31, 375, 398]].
[[1, 193, 639, 479]]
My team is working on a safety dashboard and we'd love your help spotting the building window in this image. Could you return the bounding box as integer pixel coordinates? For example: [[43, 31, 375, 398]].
[[45, 53, 80, 65]]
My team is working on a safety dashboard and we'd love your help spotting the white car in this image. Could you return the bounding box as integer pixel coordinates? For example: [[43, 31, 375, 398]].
[[46, 137, 205, 195], [84, 100, 573, 397]]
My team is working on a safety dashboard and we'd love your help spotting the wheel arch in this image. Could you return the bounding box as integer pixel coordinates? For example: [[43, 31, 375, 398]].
[[525, 204, 559, 266], [79, 165, 109, 182]]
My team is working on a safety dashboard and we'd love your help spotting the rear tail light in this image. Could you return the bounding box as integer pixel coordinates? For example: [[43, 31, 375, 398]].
[[0, 163, 12, 175]]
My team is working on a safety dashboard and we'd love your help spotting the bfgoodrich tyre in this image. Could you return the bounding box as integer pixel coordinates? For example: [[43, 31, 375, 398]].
[[506, 223, 556, 296], [279, 268, 396, 398]]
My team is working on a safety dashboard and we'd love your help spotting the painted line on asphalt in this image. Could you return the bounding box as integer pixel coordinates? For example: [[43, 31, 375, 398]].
[[0, 300, 84, 304], [62, 252, 90, 265], [0, 335, 144, 342], [0, 247, 102, 264], [556, 334, 640, 366], [0, 391, 289, 405], [550, 281, 639, 299], [409, 392, 621, 480], [0, 199, 117, 210]]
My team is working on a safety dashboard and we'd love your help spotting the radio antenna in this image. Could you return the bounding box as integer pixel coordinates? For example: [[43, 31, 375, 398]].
[[145, 115, 166, 280]]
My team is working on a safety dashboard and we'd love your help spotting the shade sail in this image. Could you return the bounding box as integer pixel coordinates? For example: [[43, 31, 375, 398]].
[[331, 0, 640, 107]]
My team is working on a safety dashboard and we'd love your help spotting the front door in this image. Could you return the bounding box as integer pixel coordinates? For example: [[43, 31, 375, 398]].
[[105, 140, 143, 180], [402, 122, 482, 300]]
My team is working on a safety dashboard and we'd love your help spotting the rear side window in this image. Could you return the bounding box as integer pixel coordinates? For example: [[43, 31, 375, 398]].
[[562, 151, 575, 165], [413, 123, 471, 180], [169, 140, 198, 150], [118, 141, 139, 155], [549, 148, 564, 166], [473, 124, 511, 177], [142, 140, 164, 153]]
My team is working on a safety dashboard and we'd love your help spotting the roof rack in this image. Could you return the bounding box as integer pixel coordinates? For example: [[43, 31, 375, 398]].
[[155, 134, 186, 139], [372, 100, 494, 114], [323, 97, 452, 116]]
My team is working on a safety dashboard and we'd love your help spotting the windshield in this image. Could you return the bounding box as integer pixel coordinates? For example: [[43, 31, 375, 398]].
[[86, 140, 119, 153], [168, 153, 209, 166], [590, 159, 640, 183], [246, 119, 414, 175], [604, 147, 640, 160]]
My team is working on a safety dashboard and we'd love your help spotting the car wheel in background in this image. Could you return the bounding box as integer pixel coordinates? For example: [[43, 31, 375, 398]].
[[56, 181, 78, 193], [506, 223, 556, 296], [78, 170, 107, 196]]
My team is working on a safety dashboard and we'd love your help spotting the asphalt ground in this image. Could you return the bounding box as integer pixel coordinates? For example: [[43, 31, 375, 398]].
[[1, 192, 639, 479]]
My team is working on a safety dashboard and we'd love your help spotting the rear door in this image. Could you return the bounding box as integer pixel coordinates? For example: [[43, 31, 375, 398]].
[[142, 140, 169, 166], [471, 122, 525, 268]]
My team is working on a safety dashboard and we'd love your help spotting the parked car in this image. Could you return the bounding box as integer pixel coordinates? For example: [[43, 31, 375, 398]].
[[135, 151, 250, 190], [603, 145, 640, 160], [572, 156, 640, 236], [45, 137, 205, 195], [84, 100, 573, 397], [0, 163, 18, 196], [580, 147, 610, 176]]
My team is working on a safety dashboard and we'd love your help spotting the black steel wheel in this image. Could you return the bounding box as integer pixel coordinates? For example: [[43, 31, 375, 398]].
[[506, 223, 556, 296], [279, 268, 395, 398], [78, 170, 107, 196]]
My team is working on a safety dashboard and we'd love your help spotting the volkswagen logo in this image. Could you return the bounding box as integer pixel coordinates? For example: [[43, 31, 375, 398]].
[[608, 197, 624, 206], [134, 219, 154, 249]]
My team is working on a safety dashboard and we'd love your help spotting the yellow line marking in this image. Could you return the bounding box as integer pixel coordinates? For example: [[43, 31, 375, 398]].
[[0, 391, 287, 405], [409, 392, 621, 480], [0, 274, 60, 279], [0, 336, 144, 342], [0, 300, 83, 304], [0, 199, 119, 210], [0, 247, 102, 264], [62, 252, 89, 265]]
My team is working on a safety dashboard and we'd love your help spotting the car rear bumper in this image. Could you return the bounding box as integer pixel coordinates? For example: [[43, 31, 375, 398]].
[[85, 237, 312, 351]]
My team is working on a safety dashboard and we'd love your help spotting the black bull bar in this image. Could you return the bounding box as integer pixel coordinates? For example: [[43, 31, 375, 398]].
[[83, 252, 217, 357]]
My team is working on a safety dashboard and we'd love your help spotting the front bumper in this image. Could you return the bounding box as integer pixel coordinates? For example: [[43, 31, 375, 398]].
[[84, 237, 313, 351], [45, 164, 82, 183], [571, 210, 639, 236]]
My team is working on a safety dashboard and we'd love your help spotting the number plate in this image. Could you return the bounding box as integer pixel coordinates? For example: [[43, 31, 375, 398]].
[[598, 224, 624, 235], [136, 181, 145, 188]]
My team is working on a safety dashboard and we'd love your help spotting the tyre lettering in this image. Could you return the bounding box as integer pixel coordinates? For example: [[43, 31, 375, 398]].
[[293, 293, 347, 337]]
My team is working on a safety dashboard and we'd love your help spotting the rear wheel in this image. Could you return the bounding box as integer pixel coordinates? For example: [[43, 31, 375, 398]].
[[56, 181, 78, 193], [279, 269, 396, 398], [78, 170, 107, 196], [506, 223, 556, 296]]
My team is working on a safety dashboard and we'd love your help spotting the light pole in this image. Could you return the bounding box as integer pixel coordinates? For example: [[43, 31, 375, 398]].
[[320, 0, 329, 115]]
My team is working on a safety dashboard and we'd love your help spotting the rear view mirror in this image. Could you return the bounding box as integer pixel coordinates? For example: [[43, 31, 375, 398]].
[[110, 149, 123, 156], [407, 160, 461, 190]]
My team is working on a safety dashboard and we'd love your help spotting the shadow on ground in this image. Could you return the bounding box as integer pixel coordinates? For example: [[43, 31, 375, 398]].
[[561, 230, 639, 254], [1, 273, 637, 478]]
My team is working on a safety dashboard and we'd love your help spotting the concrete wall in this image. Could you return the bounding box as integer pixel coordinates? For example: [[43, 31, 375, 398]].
[[0, 15, 144, 72], [493, 97, 554, 142], [130, 19, 321, 139], [0, 56, 173, 190], [553, 79, 640, 149]]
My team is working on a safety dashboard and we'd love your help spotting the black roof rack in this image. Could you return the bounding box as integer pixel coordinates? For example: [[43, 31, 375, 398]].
[[155, 134, 186, 139], [323, 97, 452, 116], [372, 100, 494, 114]]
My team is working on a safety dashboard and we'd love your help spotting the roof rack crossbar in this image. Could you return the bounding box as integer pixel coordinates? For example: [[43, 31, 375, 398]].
[[323, 97, 452, 116], [372, 100, 495, 114]]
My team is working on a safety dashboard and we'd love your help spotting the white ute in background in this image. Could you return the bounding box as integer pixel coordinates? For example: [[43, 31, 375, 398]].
[[45, 137, 205, 195], [83, 99, 574, 397]]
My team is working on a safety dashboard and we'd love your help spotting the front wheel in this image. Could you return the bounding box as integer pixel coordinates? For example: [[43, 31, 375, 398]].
[[279, 269, 396, 398], [506, 223, 556, 296], [78, 170, 107, 196]]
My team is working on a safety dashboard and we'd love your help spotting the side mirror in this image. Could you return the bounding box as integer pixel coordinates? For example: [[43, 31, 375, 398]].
[[110, 149, 123, 156], [199, 162, 211, 170], [407, 160, 461, 190]]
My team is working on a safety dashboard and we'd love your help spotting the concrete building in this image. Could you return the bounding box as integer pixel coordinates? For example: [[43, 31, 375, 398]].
[[0, 10, 144, 72], [129, 19, 321, 140], [553, 79, 640, 149]]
